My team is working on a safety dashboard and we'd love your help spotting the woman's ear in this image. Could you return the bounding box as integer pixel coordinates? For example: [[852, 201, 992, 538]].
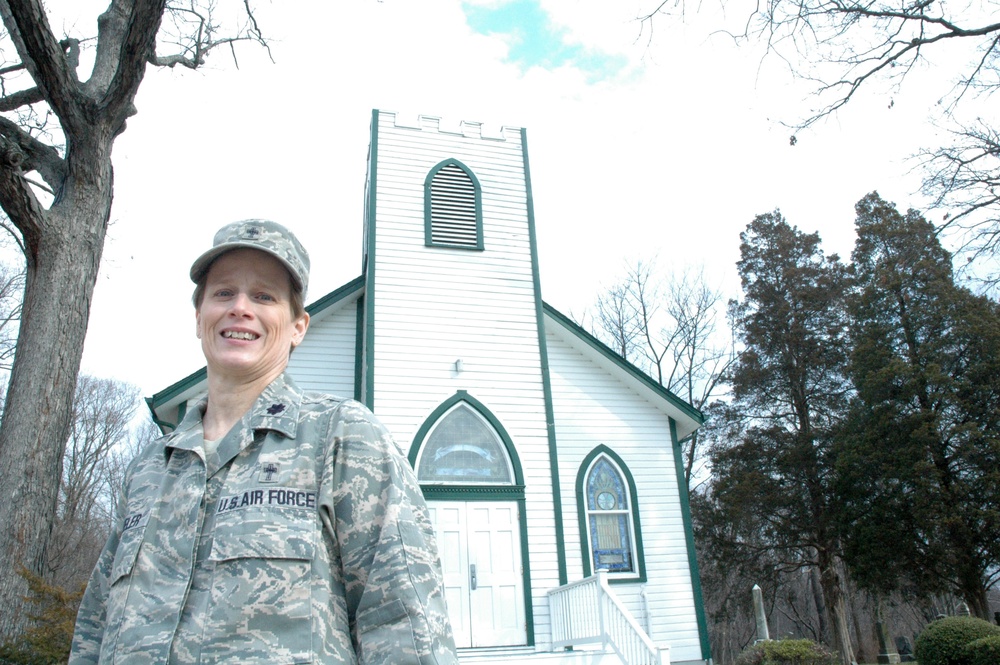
[[290, 312, 310, 348]]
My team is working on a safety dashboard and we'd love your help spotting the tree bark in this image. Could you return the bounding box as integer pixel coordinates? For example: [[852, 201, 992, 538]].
[[818, 552, 856, 665], [0, 136, 114, 636], [0, 0, 170, 637]]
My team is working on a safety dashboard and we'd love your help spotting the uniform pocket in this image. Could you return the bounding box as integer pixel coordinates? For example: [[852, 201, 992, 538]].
[[109, 528, 143, 585], [357, 598, 418, 664], [202, 506, 316, 664]]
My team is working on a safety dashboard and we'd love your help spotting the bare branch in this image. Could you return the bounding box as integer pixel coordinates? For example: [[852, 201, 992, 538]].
[[0, 115, 66, 185], [0, 0, 85, 131]]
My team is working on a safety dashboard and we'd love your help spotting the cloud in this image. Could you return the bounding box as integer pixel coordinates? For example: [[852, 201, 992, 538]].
[[462, 0, 629, 81]]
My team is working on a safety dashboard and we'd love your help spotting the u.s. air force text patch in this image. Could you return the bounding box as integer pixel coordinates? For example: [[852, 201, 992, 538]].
[[216, 487, 317, 515]]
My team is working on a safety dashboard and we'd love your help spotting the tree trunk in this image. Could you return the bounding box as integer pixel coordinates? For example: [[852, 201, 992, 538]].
[[809, 564, 829, 642], [819, 555, 856, 665], [0, 142, 113, 637]]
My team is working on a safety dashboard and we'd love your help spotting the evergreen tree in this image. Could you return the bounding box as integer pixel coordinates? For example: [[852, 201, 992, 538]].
[[839, 192, 1000, 619], [710, 211, 856, 664]]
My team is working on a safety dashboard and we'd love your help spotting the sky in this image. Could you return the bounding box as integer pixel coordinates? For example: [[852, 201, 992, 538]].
[[37, 0, 951, 397]]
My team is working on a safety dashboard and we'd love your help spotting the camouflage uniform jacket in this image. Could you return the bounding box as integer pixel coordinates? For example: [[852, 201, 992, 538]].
[[70, 373, 458, 664]]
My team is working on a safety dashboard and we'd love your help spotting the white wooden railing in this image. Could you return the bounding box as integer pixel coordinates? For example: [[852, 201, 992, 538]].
[[548, 571, 670, 665]]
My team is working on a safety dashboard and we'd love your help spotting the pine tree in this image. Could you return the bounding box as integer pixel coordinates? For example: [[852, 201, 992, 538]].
[[710, 211, 856, 664], [839, 192, 1000, 618]]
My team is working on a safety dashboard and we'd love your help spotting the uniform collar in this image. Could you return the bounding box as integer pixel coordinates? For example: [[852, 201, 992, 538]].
[[245, 372, 302, 439], [165, 372, 303, 449]]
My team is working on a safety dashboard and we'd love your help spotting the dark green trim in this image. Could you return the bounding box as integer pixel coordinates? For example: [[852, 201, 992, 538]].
[[354, 294, 364, 403], [575, 445, 647, 584], [424, 158, 485, 250], [305, 275, 364, 316], [671, 418, 711, 662], [409, 391, 534, 646], [542, 302, 705, 427], [148, 365, 206, 413], [145, 396, 178, 433], [523, 127, 568, 586], [407, 390, 524, 486], [421, 485, 526, 501], [363, 109, 380, 409]]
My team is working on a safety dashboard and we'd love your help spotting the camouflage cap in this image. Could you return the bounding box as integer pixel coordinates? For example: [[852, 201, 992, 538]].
[[190, 220, 310, 297]]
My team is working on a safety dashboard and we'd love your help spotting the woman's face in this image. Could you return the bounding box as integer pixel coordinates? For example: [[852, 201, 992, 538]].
[[196, 248, 309, 384]]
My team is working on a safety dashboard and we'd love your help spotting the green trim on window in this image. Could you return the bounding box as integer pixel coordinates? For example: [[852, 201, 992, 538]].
[[423, 158, 484, 250], [671, 418, 712, 662], [407, 390, 524, 486], [363, 109, 380, 409], [522, 128, 568, 586], [575, 445, 647, 584], [420, 485, 526, 501], [409, 391, 534, 646]]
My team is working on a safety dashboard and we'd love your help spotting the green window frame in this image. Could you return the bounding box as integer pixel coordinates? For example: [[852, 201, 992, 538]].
[[424, 158, 484, 250], [576, 445, 646, 583]]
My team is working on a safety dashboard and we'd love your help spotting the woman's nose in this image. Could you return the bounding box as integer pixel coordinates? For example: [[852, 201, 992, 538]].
[[228, 292, 253, 316]]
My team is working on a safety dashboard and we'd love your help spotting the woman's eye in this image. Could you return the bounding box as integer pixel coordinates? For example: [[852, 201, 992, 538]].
[[257, 293, 275, 302]]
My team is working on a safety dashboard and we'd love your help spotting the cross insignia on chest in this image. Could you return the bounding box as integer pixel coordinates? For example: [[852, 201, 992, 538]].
[[259, 462, 280, 483]]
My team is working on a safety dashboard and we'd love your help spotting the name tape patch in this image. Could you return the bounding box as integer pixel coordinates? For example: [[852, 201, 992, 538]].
[[217, 487, 317, 515], [122, 510, 149, 532]]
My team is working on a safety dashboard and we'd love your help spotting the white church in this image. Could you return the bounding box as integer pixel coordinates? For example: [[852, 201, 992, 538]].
[[149, 109, 711, 665]]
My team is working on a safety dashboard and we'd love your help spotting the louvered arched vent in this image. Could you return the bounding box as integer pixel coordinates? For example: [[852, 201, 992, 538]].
[[424, 159, 483, 249]]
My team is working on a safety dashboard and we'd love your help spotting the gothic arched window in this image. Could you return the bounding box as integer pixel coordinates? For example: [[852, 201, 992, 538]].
[[416, 402, 512, 484], [577, 447, 645, 581]]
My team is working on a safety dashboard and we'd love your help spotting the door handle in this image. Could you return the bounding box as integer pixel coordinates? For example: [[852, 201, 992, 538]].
[[470, 564, 477, 590]]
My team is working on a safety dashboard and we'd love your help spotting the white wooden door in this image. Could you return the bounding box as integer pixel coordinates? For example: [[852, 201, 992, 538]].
[[427, 501, 526, 647]]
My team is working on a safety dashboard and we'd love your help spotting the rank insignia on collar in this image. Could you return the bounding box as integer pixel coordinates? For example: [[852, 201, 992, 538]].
[[267, 403, 285, 415], [259, 462, 281, 483]]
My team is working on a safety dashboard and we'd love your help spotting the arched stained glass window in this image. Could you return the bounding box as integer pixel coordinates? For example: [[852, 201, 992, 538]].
[[417, 403, 512, 484], [585, 456, 637, 574]]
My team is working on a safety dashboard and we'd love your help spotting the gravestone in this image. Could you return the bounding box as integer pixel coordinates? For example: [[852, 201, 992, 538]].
[[752, 584, 769, 643], [875, 621, 901, 664], [895, 636, 915, 663]]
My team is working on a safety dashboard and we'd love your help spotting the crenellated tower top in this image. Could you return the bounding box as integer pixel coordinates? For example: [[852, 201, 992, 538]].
[[381, 109, 520, 142]]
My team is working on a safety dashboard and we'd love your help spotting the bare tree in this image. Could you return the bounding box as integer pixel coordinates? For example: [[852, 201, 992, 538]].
[[662, 268, 736, 484], [0, 0, 267, 637], [0, 257, 23, 373], [639, 0, 1000, 277], [918, 120, 1000, 278], [590, 260, 734, 485], [46, 375, 141, 590]]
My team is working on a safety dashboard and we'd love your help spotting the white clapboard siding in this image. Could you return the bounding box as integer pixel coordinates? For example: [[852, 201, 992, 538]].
[[287, 298, 358, 399], [545, 325, 704, 663], [368, 112, 561, 646]]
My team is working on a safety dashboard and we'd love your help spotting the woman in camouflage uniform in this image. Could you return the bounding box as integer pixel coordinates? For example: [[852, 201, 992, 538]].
[[70, 221, 457, 664]]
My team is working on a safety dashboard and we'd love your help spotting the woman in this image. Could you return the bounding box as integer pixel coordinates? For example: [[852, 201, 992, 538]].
[[70, 220, 457, 664]]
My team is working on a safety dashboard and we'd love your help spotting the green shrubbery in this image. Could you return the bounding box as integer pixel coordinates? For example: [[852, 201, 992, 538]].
[[962, 634, 1000, 665], [0, 570, 82, 665], [913, 616, 1000, 665], [733, 638, 839, 665]]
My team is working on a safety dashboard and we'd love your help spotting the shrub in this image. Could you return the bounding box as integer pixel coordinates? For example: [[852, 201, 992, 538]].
[[733, 638, 839, 665], [0, 570, 83, 665], [963, 634, 1000, 665], [913, 616, 1000, 665]]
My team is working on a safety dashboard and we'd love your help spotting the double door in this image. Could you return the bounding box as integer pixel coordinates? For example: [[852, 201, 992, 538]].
[[427, 501, 526, 648]]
